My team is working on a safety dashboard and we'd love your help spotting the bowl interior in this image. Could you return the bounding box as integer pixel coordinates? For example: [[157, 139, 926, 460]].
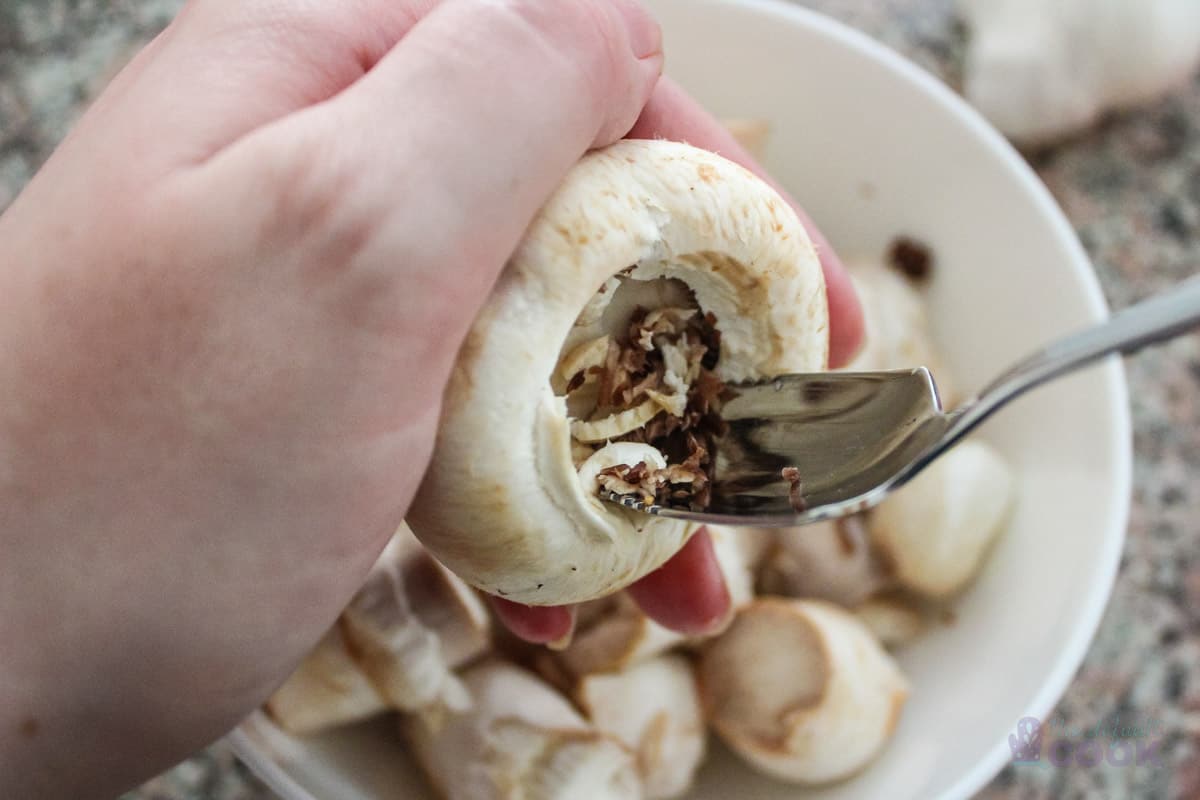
[[232, 2, 1131, 798]]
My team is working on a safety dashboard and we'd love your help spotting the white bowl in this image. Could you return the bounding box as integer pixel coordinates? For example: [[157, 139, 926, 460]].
[[230, 2, 1132, 798]]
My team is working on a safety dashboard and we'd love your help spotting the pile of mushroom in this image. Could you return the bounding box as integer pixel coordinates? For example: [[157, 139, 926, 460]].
[[263, 134, 1018, 797]]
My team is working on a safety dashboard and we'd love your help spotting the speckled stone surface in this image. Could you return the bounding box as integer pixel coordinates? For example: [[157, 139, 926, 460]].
[[2, 1, 1197, 798]]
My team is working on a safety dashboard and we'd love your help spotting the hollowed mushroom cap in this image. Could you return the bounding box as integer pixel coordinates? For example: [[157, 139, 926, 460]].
[[409, 139, 827, 605]]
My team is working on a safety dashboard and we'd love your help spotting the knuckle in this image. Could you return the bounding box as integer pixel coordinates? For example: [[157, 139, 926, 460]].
[[258, 129, 380, 262], [497, 0, 631, 104]]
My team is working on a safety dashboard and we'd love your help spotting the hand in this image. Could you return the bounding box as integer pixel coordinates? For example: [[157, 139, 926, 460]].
[[0, 2, 860, 797], [0, 1, 663, 795]]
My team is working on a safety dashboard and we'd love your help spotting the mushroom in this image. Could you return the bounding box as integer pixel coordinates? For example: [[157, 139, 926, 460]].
[[408, 139, 828, 606], [868, 439, 1015, 598], [713, 524, 777, 584], [552, 524, 762, 678], [699, 598, 909, 784], [758, 515, 894, 607], [264, 625, 387, 736], [554, 597, 687, 679], [854, 595, 926, 649], [266, 525, 491, 733], [960, 0, 1200, 146], [576, 655, 706, 799], [403, 660, 641, 800], [845, 259, 960, 407]]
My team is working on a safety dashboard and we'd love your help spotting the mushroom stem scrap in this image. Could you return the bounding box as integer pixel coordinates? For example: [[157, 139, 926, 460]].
[[403, 661, 641, 800], [266, 525, 490, 734]]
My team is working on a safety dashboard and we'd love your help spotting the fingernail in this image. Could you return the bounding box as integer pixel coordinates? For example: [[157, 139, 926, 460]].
[[613, 0, 663, 59], [547, 607, 578, 651], [695, 598, 736, 637]]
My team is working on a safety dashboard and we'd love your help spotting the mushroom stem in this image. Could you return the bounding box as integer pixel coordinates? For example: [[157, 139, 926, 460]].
[[699, 598, 909, 784], [403, 660, 641, 800], [576, 655, 706, 799], [266, 525, 491, 733]]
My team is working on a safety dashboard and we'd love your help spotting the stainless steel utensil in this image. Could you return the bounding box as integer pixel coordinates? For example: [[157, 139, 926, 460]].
[[602, 276, 1200, 527]]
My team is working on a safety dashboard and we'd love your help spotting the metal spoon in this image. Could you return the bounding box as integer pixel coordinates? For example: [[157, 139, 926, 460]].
[[602, 276, 1200, 527]]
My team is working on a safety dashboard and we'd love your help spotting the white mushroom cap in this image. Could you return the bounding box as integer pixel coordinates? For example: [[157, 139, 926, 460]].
[[960, 0, 1200, 146], [577, 655, 706, 799], [869, 440, 1015, 598], [845, 260, 960, 407], [266, 524, 491, 733], [340, 528, 489, 717], [758, 516, 893, 607], [404, 660, 640, 800], [409, 139, 828, 606], [699, 598, 909, 785]]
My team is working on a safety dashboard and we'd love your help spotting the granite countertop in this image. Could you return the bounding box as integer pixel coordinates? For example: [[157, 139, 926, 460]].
[[3, 1, 1198, 798]]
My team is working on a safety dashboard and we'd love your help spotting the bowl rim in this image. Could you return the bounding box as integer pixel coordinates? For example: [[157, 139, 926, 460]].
[[228, 3, 1133, 799]]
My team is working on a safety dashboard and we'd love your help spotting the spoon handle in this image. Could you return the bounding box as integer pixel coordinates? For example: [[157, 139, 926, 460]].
[[929, 276, 1200, 462]]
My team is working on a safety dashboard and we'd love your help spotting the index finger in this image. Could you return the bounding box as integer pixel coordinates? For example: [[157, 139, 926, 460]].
[[627, 77, 864, 368]]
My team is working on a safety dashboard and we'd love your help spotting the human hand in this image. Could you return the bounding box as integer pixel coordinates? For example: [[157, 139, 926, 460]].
[[0, 1, 861, 797], [0, 1, 664, 796]]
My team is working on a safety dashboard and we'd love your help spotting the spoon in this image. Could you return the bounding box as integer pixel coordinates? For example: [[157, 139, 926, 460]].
[[601, 276, 1200, 527]]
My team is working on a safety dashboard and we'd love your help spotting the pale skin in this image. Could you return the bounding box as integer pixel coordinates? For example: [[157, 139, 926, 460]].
[[0, 1, 863, 797]]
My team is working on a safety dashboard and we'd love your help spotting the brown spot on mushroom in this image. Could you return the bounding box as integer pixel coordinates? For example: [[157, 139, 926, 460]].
[[697, 163, 718, 184]]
